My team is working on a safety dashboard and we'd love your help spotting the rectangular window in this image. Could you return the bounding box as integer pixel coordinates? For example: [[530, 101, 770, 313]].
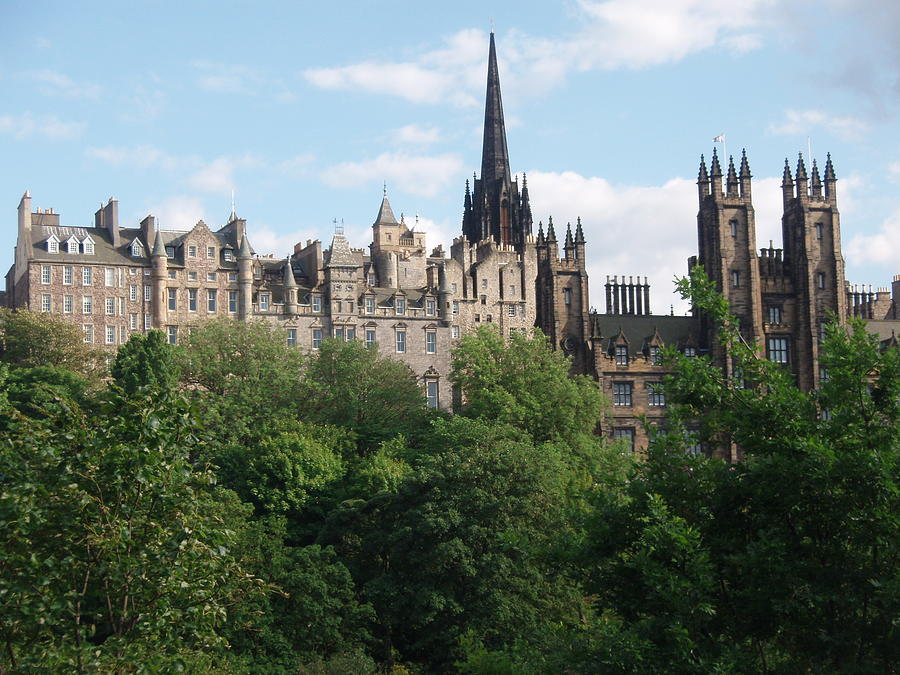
[[365, 296, 375, 314], [452, 300, 459, 315], [563, 288, 572, 306], [83, 325, 93, 344], [83, 239, 94, 255], [648, 345, 661, 364], [480, 295, 486, 305], [365, 329, 376, 348], [229, 290, 238, 313], [312, 328, 322, 349], [64, 295, 73, 313], [451, 325, 460, 339], [426, 299, 436, 316], [228, 271, 237, 281], [120, 326, 126, 343], [767, 305, 782, 324], [207, 246, 215, 259], [395, 297, 406, 315], [815, 222, 823, 240], [312, 296, 321, 312], [451, 282, 458, 293], [188, 271, 197, 281], [144, 314, 152, 330], [130, 313, 137, 330], [144, 285, 151, 301], [684, 346, 697, 357], [119, 297, 125, 315], [395, 330, 406, 353], [82, 296, 93, 314], [41, 265, 51, 284], [817, 272, 826, 289], [731, 270, 740, 288], [224, 249, 234, 262], [106, 326, 116, 345], [188, 289, 197, 311], [613, 382, 633, 406], [167, 326, 178, 345], [48, 239, 59, 254], [105, 298, 115, 315], [207, 272, 216, 281], [767, 337, 790, 364], [259, 293, 270, 311], [287, 328, 297, 347], [426, 380, 439, 409], [168, 270, 177, 280], [426, 331, 436, 354], [509, 284, 516, 296], [334, 327, 344, 341], [615, 345, 628, 365], [168, 288, 177, 311], [188, 245, 197, 257], [130, 284, 137, 301], [105, 268, 115, 287], [508, 303, 516, 317], [730, 219, 738, 237], [346, 327, 356, 341], [648, 384, 666, 407], [207, 289, 216, 312], [63, 266, 73, 285], [367, 272, 376, 286], [481, 278, 488, 289], [41, 294, 51, 312], [82, 267, 92, 286], [613, 427, 635, 451]]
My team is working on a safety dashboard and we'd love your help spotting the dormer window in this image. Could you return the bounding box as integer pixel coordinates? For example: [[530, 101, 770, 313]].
[[395, 297, 406, 315], [165, 246, 175, 258], [66, 236, 79, 254], [82, 236, 95, 255], [223, 249, 234, 262], [615, 345, 628, 365], [649, 345, 662, 364], [130, 240, 144, 257], [46, 235, 60, 254]]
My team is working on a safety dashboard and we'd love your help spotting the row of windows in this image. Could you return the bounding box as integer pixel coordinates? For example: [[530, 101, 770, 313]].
[[81, 321, 146, 345], [40, 265, 127, 287], [733, 269, 829, 290], [612, 382, 667, 407], [613, 345, 694, 365], [45, 235, 95, 255], [167, 288, 231, 313], [41, 294, 136, 316]]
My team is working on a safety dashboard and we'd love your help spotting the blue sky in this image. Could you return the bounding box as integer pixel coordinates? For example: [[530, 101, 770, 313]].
[[3, 0, 900, 312]]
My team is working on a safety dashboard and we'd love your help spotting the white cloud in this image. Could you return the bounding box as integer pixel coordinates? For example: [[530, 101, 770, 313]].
[[276, 153, 316, 177], [322, 152, 464, 197], [86, 144, 184, 171], [0, 113, 84, 140], [391, 124, 441, 146], [187, 154, 262, 194], [305, 2, 771, 106], [846, 207, 900, 268], [29, 69, 102, 99], [768, 109, 868, 140], [148, 196, 207, 231], [192, 61, 260, 94]]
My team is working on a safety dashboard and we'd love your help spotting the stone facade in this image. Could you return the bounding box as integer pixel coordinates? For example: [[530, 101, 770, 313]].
[[5, 32, 899, 444]]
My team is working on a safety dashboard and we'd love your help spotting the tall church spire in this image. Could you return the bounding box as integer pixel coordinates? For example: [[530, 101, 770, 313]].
[[481, 31, 511, 184]]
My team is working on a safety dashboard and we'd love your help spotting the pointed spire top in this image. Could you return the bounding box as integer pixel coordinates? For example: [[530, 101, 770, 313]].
[[536, 220, 545, 244], [698, 154, 709, 181], [481, 30, 511, 184], [739, 149, 751, 178], [709, 148, 722, 177], [796, 152, 808, 181], [383, 180, 387, 197], [238, 233, 252, 259], [521, 172, 528, 189], [782, 158, 793, 185], [23, 190, 30, 199], [811, 158, 822, 185], [546, 216, 557, 243], [824, 152, 836, 181], [564, 222, 574, 248], [151, 228, 166, 257], [283, 257, 297, 287], [575, 216, 585, 243], [375, 192, 399, 226], [726, 155, 738, 185]]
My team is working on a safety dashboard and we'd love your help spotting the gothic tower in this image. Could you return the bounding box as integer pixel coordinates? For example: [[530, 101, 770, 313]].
[[461, 32, 532, 250]]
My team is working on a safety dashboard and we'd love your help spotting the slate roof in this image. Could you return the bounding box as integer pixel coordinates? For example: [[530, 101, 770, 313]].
[[591, 314, 699, 353]]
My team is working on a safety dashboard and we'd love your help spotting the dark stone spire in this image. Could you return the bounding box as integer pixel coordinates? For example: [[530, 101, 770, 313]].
[[726, 155, 739, 196], [824, 152, 836, 181], [709, 148, 722, 177], [536, 220, 545, 244], [546, 216, 557, 243], [782, 158, 793, 186], [574, 216, 585, 243], [481, 32, 511, 184], [810, 158, 822, 198], [698, 154, 709, 182], [739, 149, 751, 178], [824, 152, 837, 201], [796, 153, 808, 182]]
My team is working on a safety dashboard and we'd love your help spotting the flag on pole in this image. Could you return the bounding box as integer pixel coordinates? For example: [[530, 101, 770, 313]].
[[712, 134, 725, 143]]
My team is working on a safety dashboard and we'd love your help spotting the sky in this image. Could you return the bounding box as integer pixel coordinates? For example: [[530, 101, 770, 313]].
[[2, 0, 900, 313]]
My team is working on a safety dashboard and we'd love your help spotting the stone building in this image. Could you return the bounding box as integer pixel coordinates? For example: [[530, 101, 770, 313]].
[[5, 32, 899, 443]]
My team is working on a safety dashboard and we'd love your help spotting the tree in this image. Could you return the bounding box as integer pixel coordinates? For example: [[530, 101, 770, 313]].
[[110, 329, 180, 394], [298, 338, 433, 454], [450, 326, 604, 445], [0, 382, 267, 671], [0, 308, 104, 379]]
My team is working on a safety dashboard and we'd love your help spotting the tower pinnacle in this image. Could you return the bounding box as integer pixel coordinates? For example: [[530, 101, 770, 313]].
[[481, 31, 511, 185]]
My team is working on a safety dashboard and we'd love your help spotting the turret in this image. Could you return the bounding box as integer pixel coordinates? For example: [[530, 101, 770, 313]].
[[697, 155, 710, 201], [781, 158, 794, 208], [574, 217, 586, 268], [150, 229, 167, 329], [795, 153, 809, 203], [739, 149, 752, 201], [237, 234, 253, 321], [283, 257, 298, 314], [810, 159, 822, 200], [563, 222, 574, 261], [709, 148, 723, 199], [545, 216, 558, 260], [726, 155, 739, 198], [824, 153, 837, 202]]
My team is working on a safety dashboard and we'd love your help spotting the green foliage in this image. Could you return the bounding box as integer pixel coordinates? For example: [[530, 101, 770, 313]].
[[0, 307, 104, 378], [299, 338, 433, 454], [450, 326, 603, 444], [0, 386, 266, 671], [110, 329, 180, 394], [2, 364, 89, 424]]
